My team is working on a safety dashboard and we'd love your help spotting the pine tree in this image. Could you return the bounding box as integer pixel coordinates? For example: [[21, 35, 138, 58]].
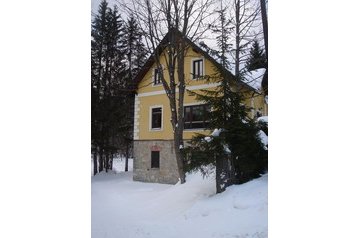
[[246, 40, 267, 71]]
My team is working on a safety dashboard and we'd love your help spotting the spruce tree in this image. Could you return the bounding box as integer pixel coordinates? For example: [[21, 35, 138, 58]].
[[102, 5, 131, 172], [91, 0, 132, 173], [186, 3, 237, 193], [124, 15, 147, 82], [91, 0, 108, 173], [209, 2, 234, 70], [120, 15, 148, 171], [246, 40, 267, 71], [185, 68, 268, 189], [185, 2, 267, 192]]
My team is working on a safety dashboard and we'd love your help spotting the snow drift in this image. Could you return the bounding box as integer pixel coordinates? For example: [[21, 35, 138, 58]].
[[92, 159, 267, 238]]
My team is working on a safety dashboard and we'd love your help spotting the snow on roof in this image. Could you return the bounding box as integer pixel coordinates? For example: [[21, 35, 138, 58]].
[[257, 116, 268, 123], [244, 68, 266, 91]]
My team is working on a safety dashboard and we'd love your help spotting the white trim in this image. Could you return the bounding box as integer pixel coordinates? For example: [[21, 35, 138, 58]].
[[191, 57, 205, 80], [133, 95, 140, 140], [137, 82, 220, 98], [149, 105, 163, 131], [187, 83, 219, 91], [183, 128, 207, 132], [183, 101, 206, 107]]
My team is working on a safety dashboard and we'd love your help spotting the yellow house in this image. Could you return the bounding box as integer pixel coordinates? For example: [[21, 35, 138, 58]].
[[132, 31, 267, 184]]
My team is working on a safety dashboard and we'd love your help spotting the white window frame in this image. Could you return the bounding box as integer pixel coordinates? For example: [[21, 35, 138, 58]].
[[149, 105, 163, 131], [191, 57, 205, 80], [152, 65, 163, 87]]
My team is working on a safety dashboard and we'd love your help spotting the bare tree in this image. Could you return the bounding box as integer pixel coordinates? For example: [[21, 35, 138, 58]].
[[260, 0, 268, 56], [233, 0, 262, 75], [121, 0, 214, 183]]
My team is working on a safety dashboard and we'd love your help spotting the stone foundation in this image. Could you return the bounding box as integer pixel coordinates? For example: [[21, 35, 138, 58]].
[[133, 140, 180, 184]]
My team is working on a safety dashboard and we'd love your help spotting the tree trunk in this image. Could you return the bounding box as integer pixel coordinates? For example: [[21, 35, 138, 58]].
[[93, 149, 98, 176], [99, 147, 103, 172], [174, 36, 186, 184], [125, 142, 129, 172], [235, 0, 241, 76], [260, 0, 268, 95], [173, 131, 185, 183], [228, 155, 235, 184], [216, 154, 231, 193], [110, 153, 113, 170], [215, 154, 224, 193], [105, 151, 109, 173], [260, 0, 268, 57]]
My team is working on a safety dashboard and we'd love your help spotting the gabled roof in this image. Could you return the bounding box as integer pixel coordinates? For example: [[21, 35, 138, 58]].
[[244, 68, 266, 91], [133, 28, 256, 92]]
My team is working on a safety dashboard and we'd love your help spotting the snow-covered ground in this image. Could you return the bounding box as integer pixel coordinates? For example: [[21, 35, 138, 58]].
[[92, 159, 267, 238], [91, 157, 133, 176]]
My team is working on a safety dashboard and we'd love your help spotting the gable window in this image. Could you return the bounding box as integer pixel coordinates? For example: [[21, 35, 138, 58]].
[[184, 104, 209, 129], [192, 59, 204, 79], [153, 68, 162, 85], [151, 107, 162, 130], [151, 151, 160, 168]]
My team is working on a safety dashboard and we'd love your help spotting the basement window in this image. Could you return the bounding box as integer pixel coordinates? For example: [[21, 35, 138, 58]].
[[151, 151, 160, 168]]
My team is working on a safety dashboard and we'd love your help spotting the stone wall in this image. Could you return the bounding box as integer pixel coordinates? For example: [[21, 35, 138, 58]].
[[133, 140, 180, 184]]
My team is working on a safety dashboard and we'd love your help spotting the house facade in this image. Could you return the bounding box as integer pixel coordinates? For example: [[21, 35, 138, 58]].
[[132, 33, 267, 184]]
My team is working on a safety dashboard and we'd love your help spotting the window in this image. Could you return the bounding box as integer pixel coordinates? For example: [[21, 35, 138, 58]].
[[151, 107, 162, 129], [184, 104, 209, 129], [192, 59, 203, 79], [153, 68, 162, 85], [151, 151, 160, 168]]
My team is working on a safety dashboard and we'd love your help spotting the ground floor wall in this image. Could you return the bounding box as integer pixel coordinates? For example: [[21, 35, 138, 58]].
[[133, 140, 180, 184]]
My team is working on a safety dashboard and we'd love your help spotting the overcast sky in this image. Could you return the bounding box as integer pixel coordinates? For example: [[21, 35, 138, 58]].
[[91, 0, 117, 15], [91, 0, 264, 68]]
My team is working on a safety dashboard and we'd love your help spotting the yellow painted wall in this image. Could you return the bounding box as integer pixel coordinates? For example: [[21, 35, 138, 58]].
[[137, 47, 219, 94], [253, 94, 268, 117], [135, 45, 266, 141], [242, 92, 268, 118], [137, 92, 212, 140]]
